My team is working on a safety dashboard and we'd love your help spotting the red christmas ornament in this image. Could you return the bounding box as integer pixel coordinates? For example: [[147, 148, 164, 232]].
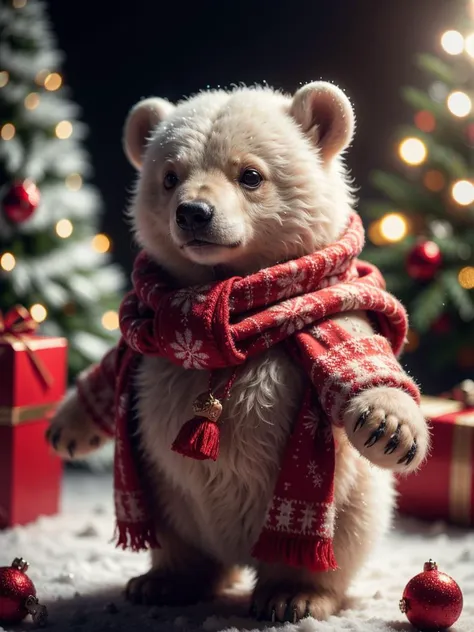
[[2, 180, 40, 224], [406, 241, 442, 281], [0, 558, 47, 626], [400, 560, 463, 630]]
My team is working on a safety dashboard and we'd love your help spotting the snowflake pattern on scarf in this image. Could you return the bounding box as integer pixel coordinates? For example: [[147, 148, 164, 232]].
[[276, 261, 307, 299], [170, 285, 210, 321], [269, 296, 318, 335], [169, 329, 209, 369], [307, 461, 323, 488]]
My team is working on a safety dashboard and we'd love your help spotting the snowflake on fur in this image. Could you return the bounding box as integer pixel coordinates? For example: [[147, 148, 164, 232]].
[[169, 329, 209, 369], [269, 296, 316, 335], [170, 285, 210, 315], [307, 460, 323, 488], [276, 261, 307, 299]]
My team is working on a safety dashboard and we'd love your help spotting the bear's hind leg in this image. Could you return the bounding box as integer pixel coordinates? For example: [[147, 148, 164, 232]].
[[126, 529, 241, 607], [251, 461, 394, 622]]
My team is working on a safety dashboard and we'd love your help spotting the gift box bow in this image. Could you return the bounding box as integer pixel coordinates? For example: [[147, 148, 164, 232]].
[[0, 305, 53, 388]]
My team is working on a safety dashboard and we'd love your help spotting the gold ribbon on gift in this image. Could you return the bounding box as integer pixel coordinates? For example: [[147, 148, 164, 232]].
[[450, 411, 474, 526], [0, 403, 55, 426], [0, 305, 53, 388]]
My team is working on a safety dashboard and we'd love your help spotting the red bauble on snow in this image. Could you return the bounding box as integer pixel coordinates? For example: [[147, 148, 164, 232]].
[[0, 558, 47, 626], [406, 241, 442, 281], [2, 180, 40, 224], [400, 560, 463, 630]]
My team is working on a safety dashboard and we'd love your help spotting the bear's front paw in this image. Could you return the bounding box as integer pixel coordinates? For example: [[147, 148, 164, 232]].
[[45, 390, 110, 460], [343, 387, 429, 473]]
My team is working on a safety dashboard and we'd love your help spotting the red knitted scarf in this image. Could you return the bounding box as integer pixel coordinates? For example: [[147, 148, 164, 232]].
[[103, 213, 417, 573]]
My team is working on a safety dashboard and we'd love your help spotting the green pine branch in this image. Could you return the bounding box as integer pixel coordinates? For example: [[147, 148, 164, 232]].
[[410, 279, 447, 332], [402, 87, 447, 119], [415, 53, 455, 85], [370, 171, 446, 217]]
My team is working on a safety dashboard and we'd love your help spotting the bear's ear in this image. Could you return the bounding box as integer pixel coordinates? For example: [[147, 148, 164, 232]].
[[123, 97, 175, 170], [290, 82, 355, 162]]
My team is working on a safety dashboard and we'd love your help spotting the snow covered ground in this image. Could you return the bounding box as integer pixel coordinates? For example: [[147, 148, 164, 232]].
[[1, 469, 473, 632]]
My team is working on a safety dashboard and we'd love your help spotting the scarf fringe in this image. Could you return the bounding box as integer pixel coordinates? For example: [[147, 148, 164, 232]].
[[171, 416, 220, 461], [252, 532, 338, 572], [114, 522, 160, 552]]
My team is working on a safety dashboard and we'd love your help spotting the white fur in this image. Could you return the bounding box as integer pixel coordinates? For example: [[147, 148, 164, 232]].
[[47, 82, 429, 622]]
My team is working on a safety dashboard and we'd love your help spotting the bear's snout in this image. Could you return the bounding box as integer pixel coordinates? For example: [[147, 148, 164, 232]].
[[176, 201, 215, 233]]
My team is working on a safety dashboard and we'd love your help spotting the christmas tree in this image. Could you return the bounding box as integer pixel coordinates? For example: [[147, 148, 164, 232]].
[[0, 0, 124, 380], [364, 0, 474, 393]]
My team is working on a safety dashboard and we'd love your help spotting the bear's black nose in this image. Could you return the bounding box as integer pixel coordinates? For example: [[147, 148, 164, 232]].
[[176, 201, 214, 231]]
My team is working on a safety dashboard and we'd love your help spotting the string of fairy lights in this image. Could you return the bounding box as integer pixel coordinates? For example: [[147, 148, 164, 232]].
[[0, 0, 119, 331], [368, 25, 474, 291]]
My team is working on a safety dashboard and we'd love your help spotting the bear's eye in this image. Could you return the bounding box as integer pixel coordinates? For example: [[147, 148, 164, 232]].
[[163, 171, 179, 190], [239, 169, 263, 189]]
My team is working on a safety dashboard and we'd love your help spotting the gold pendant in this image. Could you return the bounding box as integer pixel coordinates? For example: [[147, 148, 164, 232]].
[[192, 392, 223, 422]]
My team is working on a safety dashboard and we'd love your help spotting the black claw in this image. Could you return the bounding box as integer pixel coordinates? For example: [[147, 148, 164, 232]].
[[271, 607, 276, 624], [249, 601, 258, 618], [364, 420, 387, 448], [51, 430, 61, 450], [354, 409, 371, 432], [305, 600, 311, 619], [90, 435, 101, 447], [384, 424, 401, 455], [67, 440, 76, 458], [398, 440, 418, 466]]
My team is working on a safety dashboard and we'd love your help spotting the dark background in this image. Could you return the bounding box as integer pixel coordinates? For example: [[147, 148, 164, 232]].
[[47, 0, 453, 274]]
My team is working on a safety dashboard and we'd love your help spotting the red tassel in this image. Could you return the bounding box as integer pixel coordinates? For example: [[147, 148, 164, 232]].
[[252, 532, 338, 572], [171, 416, 220, 461]]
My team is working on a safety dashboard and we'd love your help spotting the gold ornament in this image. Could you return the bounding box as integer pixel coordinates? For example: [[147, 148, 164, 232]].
[[192, 392, 223, 422]]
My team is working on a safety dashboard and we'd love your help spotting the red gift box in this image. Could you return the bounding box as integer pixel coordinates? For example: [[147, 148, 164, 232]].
[[0, 310, 67, 528], [396, 396, 474, 526]]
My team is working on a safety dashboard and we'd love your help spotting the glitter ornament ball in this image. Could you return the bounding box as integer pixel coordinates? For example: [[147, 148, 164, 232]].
[[406, 241, 442, 281], [399, 560, 463, 630], [2, 180, 40, 224], [0, 558, 47, 626]]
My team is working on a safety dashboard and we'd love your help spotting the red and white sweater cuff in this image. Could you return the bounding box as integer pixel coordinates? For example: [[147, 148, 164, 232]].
[[77, 347, 117, 437], [303, 324, 420, 427]]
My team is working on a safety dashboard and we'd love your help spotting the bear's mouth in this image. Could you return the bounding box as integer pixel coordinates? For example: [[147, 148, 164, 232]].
[[184, 239, 241, 249]]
